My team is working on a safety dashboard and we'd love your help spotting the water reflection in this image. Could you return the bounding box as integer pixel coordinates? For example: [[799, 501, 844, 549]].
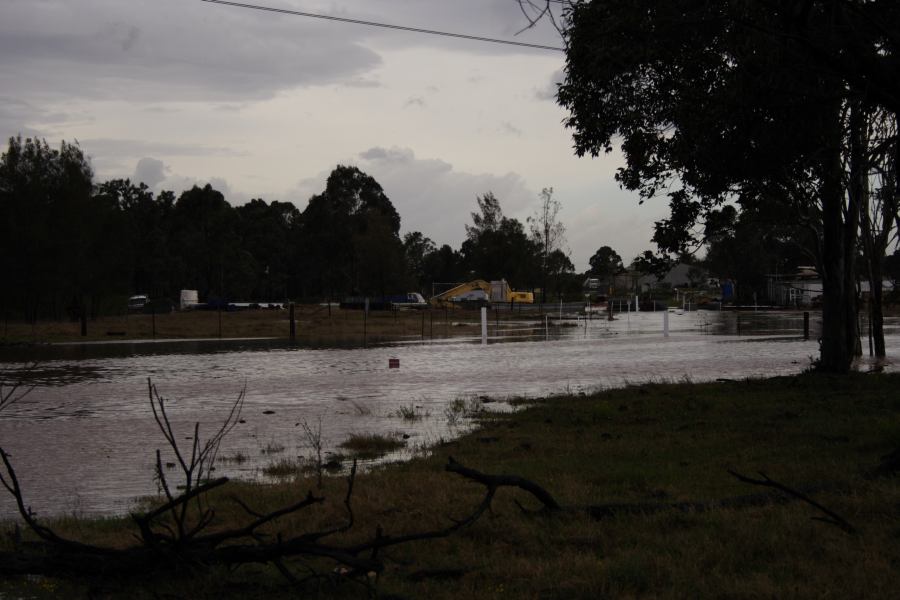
[[0, 311, 896, 519]]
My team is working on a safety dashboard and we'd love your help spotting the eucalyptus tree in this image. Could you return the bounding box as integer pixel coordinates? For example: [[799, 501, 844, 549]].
[[527, 187, 567, 303], [555, 0, 898, 372]]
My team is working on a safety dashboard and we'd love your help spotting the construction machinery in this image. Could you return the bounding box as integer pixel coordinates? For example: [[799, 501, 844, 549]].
[[430, 279, 533, 308]]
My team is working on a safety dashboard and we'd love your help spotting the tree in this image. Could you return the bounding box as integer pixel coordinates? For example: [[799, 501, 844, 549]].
[[235, 199, 298, 301], [94, 179, 175, 299], [0, 136, 100, 320], [403, 231, 437, 294], [297, 166, 404, 298], [587, 246, 623, 282], [170, 184, 241, 300], [702, 204, 809, 304], [546, 248, 575, 300], [527, 187, 567, 303], [462, 193, 540, 288], [421, 244, 466, 295], [558, 1, 898, 372], [856, 109, 898, 357]]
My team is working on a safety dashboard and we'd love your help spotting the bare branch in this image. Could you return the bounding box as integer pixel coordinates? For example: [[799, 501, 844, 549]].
[[728, 469, 856, 534]]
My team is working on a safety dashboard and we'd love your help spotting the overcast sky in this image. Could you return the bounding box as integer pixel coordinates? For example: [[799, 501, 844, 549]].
[[1, 0, 669, 270]]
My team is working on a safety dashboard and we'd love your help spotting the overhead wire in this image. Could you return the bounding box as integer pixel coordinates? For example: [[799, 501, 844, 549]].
[[199, 0, 566, 52]]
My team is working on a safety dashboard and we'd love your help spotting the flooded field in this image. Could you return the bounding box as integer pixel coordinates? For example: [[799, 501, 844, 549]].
[[0, 310, 897, 519]]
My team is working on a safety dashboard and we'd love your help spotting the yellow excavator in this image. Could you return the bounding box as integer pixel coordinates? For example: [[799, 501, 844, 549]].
[[430, 279, 533, 308]]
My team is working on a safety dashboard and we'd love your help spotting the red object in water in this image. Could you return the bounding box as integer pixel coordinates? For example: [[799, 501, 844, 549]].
[[389, 358, 400, 369]]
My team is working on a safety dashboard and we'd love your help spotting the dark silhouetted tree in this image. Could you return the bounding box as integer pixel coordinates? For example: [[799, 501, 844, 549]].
[[587, 246, 623, 282], [559, 1, 899, 372]]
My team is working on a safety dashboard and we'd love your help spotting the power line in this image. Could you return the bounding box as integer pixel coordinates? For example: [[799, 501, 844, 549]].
[[200, 0, 565, 52]]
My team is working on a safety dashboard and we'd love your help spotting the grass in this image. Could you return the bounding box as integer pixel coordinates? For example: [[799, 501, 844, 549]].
[[0, 304, 546, 345], [3, 372, 900, 598], [395, 403, 428, 421], [218, 451, 249, 464], [444, 395, 483, 427], [262, 457, 301, 479], [338, 433, 406, 459], [260, 441, 286, 455]]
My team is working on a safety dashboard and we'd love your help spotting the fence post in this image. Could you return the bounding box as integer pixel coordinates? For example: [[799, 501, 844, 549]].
[[663, 309, 669, 338], [803, 311, 809, 341], [481, 306, 488, 345], [289, 302, 296, 341]]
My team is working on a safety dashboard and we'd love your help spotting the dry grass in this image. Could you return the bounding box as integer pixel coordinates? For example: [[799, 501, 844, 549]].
[[262, 457, 302, 480], [0, 305, 533, 345], [3, 373, 900, 598]]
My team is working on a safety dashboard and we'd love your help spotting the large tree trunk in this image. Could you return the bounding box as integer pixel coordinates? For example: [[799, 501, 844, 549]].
[[845, 101, 864, 360], [819, 103, 854, 373]]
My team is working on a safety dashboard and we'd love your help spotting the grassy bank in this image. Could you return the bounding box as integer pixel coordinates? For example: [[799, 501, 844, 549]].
[[0, 305, 546, 345], [2, 372, 899, 598]]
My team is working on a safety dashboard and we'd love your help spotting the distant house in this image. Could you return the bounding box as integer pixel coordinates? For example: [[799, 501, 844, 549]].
[[767, 266, 895, 307], [767, 266, 822, 306]]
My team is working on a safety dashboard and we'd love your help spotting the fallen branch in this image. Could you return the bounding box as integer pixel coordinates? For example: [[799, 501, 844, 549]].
[[445, 456, 562, 511], [0, 438, 520, 589], [728, 469, 856, 534]]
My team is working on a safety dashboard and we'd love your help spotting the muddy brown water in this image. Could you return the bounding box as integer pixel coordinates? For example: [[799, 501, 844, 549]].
[[0, 311, 897, 519]]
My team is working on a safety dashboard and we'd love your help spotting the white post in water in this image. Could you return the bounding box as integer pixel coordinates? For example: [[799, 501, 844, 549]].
[[635, 294, 640, 311], [663, 309, 670, 337], [480, 306, 487, 345]]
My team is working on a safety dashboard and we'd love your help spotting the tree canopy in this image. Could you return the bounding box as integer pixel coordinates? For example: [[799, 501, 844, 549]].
[[559, 0, 899, 371]]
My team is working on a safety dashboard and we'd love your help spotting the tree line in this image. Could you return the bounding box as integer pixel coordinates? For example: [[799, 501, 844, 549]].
[[0, 136, 584, 321]]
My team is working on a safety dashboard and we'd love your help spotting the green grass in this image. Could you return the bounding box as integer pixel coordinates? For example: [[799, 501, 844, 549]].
[[3, 372, 900, 598], [338, 433, 406, 458]]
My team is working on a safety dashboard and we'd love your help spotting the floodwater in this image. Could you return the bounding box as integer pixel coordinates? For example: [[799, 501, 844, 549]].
[[0, 310, 897, 519]]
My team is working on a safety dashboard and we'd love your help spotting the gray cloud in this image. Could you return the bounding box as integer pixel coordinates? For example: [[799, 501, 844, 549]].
[[81, 138, 245, 159], [404, 96, 427, 108], [0, 0, 560, 109], [535, 68, 565, 101], [499, 121, 523, 136], [133, 157, 167, 188], [0, 0, 382, 104]]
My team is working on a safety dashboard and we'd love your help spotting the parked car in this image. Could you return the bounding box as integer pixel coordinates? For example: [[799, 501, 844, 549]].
[[127, 295, 148, 312]]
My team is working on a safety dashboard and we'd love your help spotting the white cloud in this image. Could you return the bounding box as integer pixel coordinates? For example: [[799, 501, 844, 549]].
[[289, 146, 536, 249]]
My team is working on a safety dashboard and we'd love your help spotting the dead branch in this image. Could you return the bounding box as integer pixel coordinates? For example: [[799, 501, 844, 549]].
[[515, 0, 572, 37], [0, 454, 510, 584], [728, 469, 856, 534], [0, 387, 536, 591], [0, 362, 37, 413], [445, 456, 562, 511]]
